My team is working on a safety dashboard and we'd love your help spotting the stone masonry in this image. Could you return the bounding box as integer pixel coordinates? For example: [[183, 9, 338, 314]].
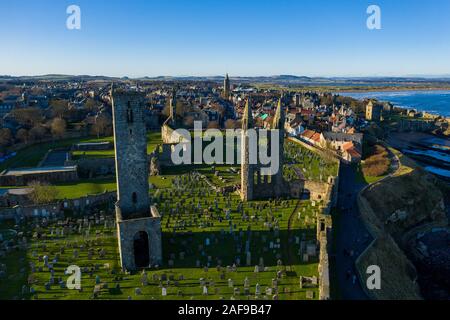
[[111, 86, 162, 271]]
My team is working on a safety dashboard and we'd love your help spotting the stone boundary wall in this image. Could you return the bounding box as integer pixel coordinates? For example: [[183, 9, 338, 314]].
[[67, 157, 116, 177], [0, 191, 116, 222], [316, 161, 340, 300], [397, 119, 437, 132], [286, 136, 340, 300]]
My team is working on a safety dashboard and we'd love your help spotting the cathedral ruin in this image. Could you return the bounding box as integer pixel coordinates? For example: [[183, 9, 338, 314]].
[[240, 96, 290, 201]]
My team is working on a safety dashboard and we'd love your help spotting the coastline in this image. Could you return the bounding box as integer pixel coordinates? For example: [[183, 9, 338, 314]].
[[334, 87, 450, 93]]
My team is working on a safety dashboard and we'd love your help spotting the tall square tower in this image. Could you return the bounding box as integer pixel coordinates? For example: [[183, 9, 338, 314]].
[[111, 87, 162, 271]]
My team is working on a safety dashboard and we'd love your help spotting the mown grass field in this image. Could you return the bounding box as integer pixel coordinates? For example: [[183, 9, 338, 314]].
[[1, 132, 162, 170]]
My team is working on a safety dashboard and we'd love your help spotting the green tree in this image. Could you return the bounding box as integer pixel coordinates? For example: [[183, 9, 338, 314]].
[[28, 181, 58, 205]]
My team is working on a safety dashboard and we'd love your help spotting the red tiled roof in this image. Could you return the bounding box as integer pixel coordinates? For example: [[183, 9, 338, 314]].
[[347, 147, 361, 158], [342, 141, 354, 151], [301, 129, 321, 142]]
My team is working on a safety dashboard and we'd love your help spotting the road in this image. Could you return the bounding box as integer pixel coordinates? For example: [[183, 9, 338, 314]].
[[333, 162, 373, 300]]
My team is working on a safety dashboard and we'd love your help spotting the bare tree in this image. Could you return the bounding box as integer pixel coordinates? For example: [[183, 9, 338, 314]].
[[49, 99, 69, 119], [207, 121, 220, 129], [11, 108, 42, 128], [15, 128, 29, 144], [91, 113, 112, 138], [224, 119, 236, 129], [0, 128, 13, 152], [51, 118, 67, 139], [29, 125, 46, 143]]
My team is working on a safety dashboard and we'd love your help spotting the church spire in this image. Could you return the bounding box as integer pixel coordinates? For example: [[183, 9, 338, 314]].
[[223, 73, 231, 99], [242, 97, 253, 130]]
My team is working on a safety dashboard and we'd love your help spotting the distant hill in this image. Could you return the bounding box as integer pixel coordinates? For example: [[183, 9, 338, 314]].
[[2, 74, 450, 87]]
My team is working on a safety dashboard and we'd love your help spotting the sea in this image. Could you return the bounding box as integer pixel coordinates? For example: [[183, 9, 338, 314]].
[[338, 90, 450, 117]]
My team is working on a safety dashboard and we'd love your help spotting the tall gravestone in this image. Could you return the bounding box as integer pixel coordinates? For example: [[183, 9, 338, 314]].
[[111, 86, 162, 271]]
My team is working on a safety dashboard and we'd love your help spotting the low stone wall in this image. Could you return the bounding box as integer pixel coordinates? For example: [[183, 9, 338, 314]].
[[398, 119, 437, 132], [0, 191, 116, 222], [68, 158, 116, 178], [0, 168, 79, 187]]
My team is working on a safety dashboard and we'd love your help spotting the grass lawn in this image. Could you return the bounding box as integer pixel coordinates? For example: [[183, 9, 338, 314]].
[[1, 132, 162, 168], [52, 175, 176, 200], [71, 132, 162, 160], [0, 174, 321, 300], [54, 179, 117, 199], [0, 136, 113, 171], [284, 141, 339, 182]]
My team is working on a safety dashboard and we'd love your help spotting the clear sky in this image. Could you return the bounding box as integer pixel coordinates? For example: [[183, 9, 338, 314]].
[[1, 0, 450, 77]]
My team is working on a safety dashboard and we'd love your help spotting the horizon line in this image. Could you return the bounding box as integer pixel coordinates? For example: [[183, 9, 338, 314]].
[[3, 73, 450, 80]]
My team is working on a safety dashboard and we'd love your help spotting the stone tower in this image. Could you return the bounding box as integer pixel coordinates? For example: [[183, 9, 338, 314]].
[[111, 86, 162, 271], [240, 98, 254, 201], [223, 73, 231, 99], [272, 96, 286, 196]]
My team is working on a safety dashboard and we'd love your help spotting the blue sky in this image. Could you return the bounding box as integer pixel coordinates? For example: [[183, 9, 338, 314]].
[[1, 0, 450, 77]]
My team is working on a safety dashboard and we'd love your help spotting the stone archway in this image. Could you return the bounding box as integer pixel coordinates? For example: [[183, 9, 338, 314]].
[[133, 231, 150, 268]]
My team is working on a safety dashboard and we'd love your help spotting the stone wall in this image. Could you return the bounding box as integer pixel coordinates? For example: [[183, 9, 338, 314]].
[[0, 191, 116, 222], [398, 119, 437, 132], [67, 158, 115, 178], [0, 168, 79, 187], [315, 161, 340, 300]]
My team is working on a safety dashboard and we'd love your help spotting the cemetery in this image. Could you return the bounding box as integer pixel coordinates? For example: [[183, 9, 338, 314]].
[[0, 173, 322, 300], [0, 137, 334, 300]]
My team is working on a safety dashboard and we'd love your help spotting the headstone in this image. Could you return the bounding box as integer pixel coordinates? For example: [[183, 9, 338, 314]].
[[255, 283, 261, 296], [246, 251, 251, 266]]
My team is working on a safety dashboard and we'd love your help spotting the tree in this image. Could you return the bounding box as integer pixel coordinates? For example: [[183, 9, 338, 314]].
[[91, 113, 112, 138], [50, 99, 69, 119], [224, 119, 236, 129], [51, 118, 67, 139], [29, 125, 46, 142], [207, 121, 220, 129], [11, 108, 42, 128], [183, 115, 195, 128], [15, 128, 29, 144], [28, 181, 58, 205], [0, 128, 13, 152], [84, 98, 98, 111], [162, 100, 172, 118], [176, 101, 187, 117]]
